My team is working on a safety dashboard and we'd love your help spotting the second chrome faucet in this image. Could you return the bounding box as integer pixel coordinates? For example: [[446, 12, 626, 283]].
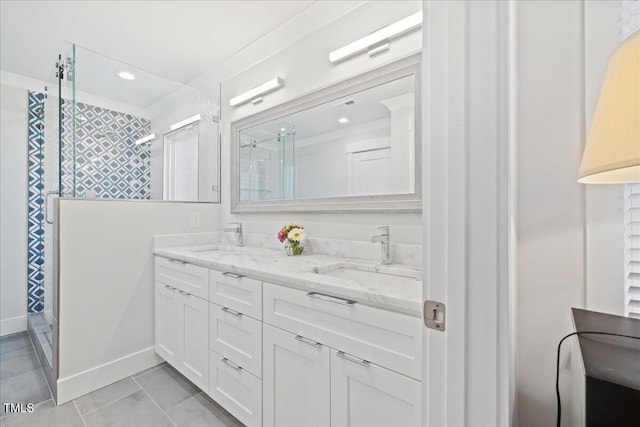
[[224, 222, 243, 247], [371, 226, 391, 265]]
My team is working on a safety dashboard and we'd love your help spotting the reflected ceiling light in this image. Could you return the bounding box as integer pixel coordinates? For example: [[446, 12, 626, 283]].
[[230, 77, 284, 107], [338, 117, 349, 124], [135, 133, 156, 145], [170, 114, 201, 130], [117, 71, 136, 80], [329, 11, 423, 63]]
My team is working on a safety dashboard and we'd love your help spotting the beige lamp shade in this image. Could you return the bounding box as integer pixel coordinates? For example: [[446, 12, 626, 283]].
[[578, 31, 640, 184]]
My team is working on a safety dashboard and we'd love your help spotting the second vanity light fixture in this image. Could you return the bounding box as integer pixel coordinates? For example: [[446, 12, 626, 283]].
[[170, 114, 201, 130], [135, 133, 156, 145], [329, 11, 423, 63], [229, 77, 284, 107]]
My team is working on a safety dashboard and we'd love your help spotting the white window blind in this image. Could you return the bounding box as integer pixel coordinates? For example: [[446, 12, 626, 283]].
[[622, 1, 639, 318], [625, 184, 640, 318]]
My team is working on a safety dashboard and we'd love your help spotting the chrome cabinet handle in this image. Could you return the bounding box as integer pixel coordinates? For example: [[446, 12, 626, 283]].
[[169, 259, 186, 264], [221, 307, 242, 317], [178, 290, 189, 296], [221, 358, 242, 371], [336, 351, 370, 367], [45, 190, 59, 225], [222, 272, 244, 279], [306, 292, 356, 306], [295, 335, 321, 348]]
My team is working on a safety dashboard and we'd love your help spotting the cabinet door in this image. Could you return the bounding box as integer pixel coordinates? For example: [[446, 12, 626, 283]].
[[263, 324, 330, 427], [155, 283, 180, 365], [331, 349, 421, 427], [178, 294, 209, 392]]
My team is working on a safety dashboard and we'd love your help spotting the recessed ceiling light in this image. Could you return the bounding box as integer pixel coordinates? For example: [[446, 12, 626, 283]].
[[117, 71, 135, 80], [339, 117, 349, 124]]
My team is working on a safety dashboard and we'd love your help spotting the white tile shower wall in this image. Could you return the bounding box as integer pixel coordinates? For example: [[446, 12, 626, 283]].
[[56, 199, 220, 403], [219, 1, 423, 246], [0, 84, 29, 335]]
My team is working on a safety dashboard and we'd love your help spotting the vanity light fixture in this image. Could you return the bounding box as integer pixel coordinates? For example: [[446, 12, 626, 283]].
[[338, 117, 349, 124], [117, 71, 136, 80], [229, 77, 284, 107], [170, 114, 201, 131], [135, 133, 156, 145], [329, 11, 423, 63]]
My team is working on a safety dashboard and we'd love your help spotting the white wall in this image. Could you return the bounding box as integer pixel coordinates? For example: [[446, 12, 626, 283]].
[[0, 83, 28, 335], [220, 0, 422, 245], [515, 1, 624, 426], [56, 199, 219, 403]]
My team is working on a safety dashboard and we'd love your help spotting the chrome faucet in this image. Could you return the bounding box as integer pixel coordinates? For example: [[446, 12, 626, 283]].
[[223, 222, 243, 247], [371, 226, 391, 265]]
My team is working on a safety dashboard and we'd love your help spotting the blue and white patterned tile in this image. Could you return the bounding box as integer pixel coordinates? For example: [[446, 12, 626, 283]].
[[60, 101, 151, 199], [27, 91, 45, 313]]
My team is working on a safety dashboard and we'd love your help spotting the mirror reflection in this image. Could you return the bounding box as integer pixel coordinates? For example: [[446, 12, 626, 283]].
[[65, 44, 220, 202], [239, 74, 415, 202]]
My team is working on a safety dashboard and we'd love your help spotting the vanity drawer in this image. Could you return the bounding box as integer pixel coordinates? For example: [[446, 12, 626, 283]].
[[209, 302, 262, 378], [209, 270, 262, 320], [209, 350, 262, 427], [263, 282, 422, 380], [155, 256, 209, 300]]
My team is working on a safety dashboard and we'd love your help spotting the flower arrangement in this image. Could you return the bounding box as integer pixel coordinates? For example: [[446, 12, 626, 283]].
[[278, 223, 306, 255]]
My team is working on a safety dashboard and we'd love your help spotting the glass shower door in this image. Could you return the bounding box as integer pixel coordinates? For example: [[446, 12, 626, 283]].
[[29, 44, 75, 375]]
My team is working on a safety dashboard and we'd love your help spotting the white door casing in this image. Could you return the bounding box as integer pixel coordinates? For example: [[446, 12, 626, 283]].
[[422, 1, 513, 426]]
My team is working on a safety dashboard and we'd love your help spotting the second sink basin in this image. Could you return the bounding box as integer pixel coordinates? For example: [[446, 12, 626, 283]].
[[317, 263, 420, 288]]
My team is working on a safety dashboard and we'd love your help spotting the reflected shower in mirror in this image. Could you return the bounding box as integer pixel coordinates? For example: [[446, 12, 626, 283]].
[[233, 55, 420, 213], [64, 44, 220, 202], [240, 74, 414, 201]]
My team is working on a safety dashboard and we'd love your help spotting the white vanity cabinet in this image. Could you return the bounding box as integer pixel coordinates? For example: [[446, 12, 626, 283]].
[[262, 282, 422, 427], [263, 324, 331, 427], [155, 255, 422, 427], [154, 283, 209, 392]]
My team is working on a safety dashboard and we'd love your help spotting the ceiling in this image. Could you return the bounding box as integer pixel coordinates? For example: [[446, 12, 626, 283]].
[[0, 0, 316, 85], [241, 74, 415, 144]]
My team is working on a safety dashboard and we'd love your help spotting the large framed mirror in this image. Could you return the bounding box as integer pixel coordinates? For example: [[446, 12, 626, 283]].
[[231, 54, 421, 213]]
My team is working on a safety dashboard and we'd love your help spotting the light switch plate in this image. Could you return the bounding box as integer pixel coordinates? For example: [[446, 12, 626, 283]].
[[190, 211, 201, 228]]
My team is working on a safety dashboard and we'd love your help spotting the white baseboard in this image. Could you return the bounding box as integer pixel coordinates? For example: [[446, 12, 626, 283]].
[[56, 346, 163, 404], [1, 315, 27, 336]]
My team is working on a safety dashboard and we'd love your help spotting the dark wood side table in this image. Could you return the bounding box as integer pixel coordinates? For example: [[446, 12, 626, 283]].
[[572, 308, 640, 427]]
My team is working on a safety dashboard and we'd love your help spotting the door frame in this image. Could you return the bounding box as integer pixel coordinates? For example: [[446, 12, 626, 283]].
[[421, 1, 515, 425]]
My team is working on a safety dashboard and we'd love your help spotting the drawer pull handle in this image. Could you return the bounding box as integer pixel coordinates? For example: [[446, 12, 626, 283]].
[[221, 307, 243, 317], [165, 285, 177, 292], [306, 292, 356, 306], [169, 259, 186, 264], [295, 335, 321, 348], [178, 290, 189, 296], [222, 358, 242, 371], [222, 272, 244, 279], [336, 351, 370, 367]]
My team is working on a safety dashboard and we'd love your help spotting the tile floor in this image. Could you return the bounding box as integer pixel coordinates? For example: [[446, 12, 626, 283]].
[[0, 331, 244, 427]]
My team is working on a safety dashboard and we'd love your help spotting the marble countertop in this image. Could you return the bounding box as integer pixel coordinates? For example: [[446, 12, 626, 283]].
[[154, 244, 423, 317]]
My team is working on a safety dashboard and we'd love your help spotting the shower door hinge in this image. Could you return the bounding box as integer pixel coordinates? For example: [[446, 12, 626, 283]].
[[424, 300, 446, 332]]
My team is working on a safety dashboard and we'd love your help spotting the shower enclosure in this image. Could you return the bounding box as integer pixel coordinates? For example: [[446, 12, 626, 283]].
[[239, 125, 296, 201], [26, 42, 220, 401]]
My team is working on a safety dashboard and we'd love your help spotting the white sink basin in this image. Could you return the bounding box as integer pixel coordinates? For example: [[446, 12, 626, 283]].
[[188, 245, 238, 255], [318, 263, 420, 288]]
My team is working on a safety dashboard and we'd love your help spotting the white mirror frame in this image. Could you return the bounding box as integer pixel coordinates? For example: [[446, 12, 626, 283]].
[[230, 53, 422, 213]]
